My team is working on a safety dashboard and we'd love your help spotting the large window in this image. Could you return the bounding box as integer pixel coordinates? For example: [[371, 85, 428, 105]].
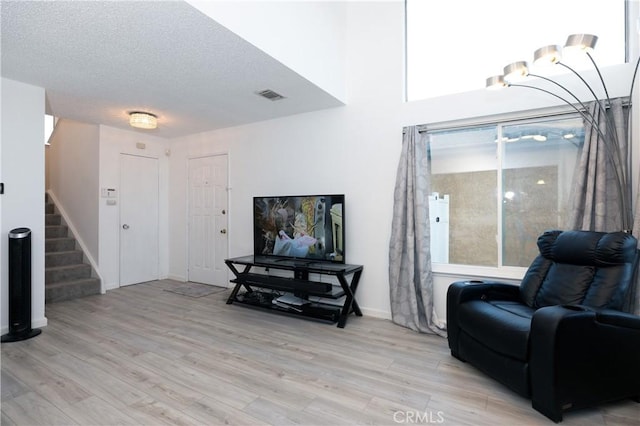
[[427, 114, 583, 268], [406, 0, 627, 101]]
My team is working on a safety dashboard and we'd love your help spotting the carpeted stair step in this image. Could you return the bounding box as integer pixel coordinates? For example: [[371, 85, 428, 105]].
[[46, 264, 92, 284], [45, 278, 101, 304], [46, 225, 68, 238], [44, 193, 102, 304], [45, 213, 60, 225], [45, 250, 84, 268], [46, 237, 76, 252]]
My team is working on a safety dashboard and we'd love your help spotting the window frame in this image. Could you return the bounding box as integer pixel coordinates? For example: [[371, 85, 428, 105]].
[[425, 106, 585, 279]]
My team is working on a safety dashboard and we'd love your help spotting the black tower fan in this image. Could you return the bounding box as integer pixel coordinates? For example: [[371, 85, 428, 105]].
[[1, 227, 41, 342]]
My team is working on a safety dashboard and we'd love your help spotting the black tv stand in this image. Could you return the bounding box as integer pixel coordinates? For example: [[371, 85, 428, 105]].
[[224, 255, 363, 328], [293, 268, 309, 281]]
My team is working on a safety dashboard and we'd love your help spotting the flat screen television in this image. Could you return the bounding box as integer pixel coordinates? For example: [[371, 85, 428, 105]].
[[253, 194, 345, 264]]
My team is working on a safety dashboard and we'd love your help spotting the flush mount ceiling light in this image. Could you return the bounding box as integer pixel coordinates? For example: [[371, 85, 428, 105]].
[[129, 111, 157, 130]]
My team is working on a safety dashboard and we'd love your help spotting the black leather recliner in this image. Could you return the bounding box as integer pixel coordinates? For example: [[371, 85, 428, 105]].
[[447, 230, 640, 422]]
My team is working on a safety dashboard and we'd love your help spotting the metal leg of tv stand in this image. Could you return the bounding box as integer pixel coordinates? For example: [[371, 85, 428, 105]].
[[225, 262, 252, 304], [337, 269, 363, 328]]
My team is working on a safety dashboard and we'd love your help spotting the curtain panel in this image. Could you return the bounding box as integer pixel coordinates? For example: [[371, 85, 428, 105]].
[[565, 99, 638, 314], [389, 126, 446, 336], [566, 99, 627, 232]]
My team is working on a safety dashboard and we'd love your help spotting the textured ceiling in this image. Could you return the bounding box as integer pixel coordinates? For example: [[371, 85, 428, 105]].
[[1, 0, 344, 139]]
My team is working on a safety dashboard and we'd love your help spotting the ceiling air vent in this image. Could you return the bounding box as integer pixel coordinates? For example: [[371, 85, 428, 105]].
[[256, 89, 286, 101]]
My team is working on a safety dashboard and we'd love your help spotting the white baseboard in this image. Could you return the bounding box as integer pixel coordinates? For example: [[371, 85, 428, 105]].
[[167, 274, 186, 282], [33, 317, 48, 329], [360, 307, 392, 320], [1, 317, 48, 336], [105, 281, 119, 291]]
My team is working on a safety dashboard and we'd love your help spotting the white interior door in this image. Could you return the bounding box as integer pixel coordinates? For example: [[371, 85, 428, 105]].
[[188, 155, 228, 286], [120, 154, 159, 286]]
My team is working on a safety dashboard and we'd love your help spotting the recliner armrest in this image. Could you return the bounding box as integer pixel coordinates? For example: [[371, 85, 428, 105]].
[[530, 305, 640, 422], [554, 305, 640, 329], [446, 280, 520, 357], [448, 280, 520, 304], [597, 309, 640, 329]]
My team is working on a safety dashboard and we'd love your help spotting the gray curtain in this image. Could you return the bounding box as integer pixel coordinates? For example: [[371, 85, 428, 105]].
[[566, 99, 627, 232], [389, 126, 446, 336], [566, 99, 638, 314]]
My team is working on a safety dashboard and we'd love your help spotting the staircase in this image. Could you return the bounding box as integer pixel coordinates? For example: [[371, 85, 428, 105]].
[[45, 194, 101, 303]]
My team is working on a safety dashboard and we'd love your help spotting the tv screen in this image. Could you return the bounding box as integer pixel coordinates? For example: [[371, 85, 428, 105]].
[[253, 194, 345, 263]]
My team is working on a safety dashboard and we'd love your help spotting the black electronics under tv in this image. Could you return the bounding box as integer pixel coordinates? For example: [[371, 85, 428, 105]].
[[253, 194, 345, 264]]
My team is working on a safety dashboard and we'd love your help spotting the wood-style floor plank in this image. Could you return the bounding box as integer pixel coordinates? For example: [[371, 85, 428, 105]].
[[2, 280, 639, 425]]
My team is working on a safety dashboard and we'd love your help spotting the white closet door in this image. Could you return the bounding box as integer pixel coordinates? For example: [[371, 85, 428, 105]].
[[119, 154, 159, 286]]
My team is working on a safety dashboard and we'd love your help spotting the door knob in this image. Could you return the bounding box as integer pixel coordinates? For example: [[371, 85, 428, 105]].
[[220, 229, 227, 234], [122, 224, 130, 230]]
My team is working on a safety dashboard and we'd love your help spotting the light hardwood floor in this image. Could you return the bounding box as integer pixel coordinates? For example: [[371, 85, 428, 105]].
[[2, 280, 638, 426]]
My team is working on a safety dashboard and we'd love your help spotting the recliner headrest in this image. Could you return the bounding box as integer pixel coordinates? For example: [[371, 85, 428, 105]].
[[537, 230, 637, 266]]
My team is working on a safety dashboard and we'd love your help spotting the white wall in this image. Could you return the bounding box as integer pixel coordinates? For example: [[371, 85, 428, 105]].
[[98, 125, 170, 290], [187, 0, 347, 103], [169, 1, 639, 322], [168, 2, 407, 318], [46, 119, 100, 261], [1, 78, 47, 333]]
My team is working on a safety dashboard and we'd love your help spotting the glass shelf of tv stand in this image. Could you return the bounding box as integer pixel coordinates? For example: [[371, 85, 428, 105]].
[[224, 255, 363, 328], [229, 272, 346, 298], [234, 290, 343, 324], [229, 255, 363, 275]]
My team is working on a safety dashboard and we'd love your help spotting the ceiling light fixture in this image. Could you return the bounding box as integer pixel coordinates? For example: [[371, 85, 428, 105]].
[[129, 111, 157, 130]]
